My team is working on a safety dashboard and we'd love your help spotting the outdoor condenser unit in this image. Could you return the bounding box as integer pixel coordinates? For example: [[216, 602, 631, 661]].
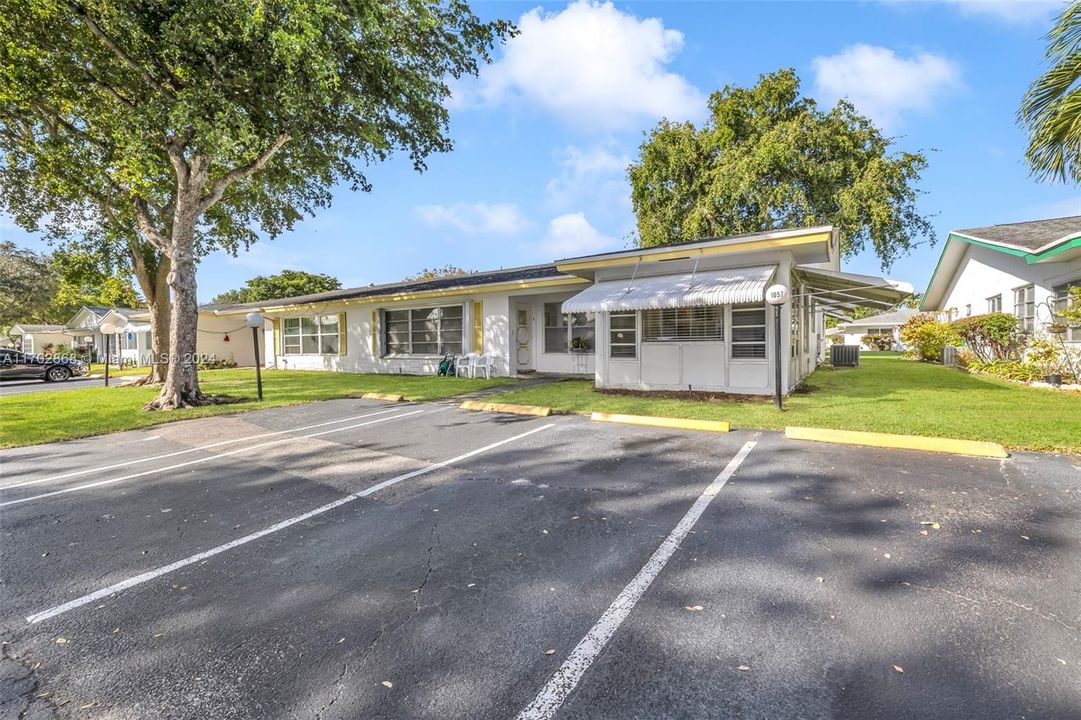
[[831, 344, 860, 367]]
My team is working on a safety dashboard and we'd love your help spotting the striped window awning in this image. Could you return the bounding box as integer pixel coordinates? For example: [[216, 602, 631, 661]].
[[561, 265, 776, 313]]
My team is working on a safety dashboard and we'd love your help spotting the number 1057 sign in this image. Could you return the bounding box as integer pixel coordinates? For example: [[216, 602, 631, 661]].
[[765, 284, 790, 306]]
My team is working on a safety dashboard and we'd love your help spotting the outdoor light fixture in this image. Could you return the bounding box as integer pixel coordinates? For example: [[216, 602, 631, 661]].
[[99, 321, 117, 386], [765, 283, 790, 410], [245, 312, 266, 401]]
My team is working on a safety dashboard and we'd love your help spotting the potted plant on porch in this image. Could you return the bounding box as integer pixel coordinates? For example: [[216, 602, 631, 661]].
[[1028, 338, 1063, 386]]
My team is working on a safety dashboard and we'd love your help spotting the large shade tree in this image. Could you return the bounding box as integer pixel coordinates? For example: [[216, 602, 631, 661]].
[[0, 0, 511, 409], [211, 269, 341, 304], [1020, 2, 1081, 183], [628, 69, 934, 269]]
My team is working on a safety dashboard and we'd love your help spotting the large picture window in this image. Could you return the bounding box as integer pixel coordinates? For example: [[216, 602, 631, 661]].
[[1013, 285, 1035, 332], [642, 306, 723, 342], [731, 306, 766, 359], [283, 315, 339, 354], [609, 311, 637, 358], [544, 303, 595, 353], [385, 305, 462, 355]]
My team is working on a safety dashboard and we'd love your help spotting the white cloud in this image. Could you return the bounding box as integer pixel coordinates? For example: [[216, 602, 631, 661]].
[[545, 144, 631, 210], [415, 202, 530, 235], [536, 212, 620, 257], [923, 0, 1059, 24], [475, 0, 705, 130], [812, 44, 962, 128]]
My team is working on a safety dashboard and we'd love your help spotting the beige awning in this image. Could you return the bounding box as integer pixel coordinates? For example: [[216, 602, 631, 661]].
[[561, 266, 776, 313]]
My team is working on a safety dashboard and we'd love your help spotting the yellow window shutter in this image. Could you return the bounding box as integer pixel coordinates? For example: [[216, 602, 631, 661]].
[[273, 318, 281, 355], [338, 312, 348, 356], [371, 310, 378, 355], [472, 300, 483, 353]]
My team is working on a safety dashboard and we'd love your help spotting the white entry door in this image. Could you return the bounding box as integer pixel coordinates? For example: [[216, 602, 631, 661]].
[[515, 305, 533, 372]]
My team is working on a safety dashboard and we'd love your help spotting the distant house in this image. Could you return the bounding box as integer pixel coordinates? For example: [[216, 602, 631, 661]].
[[921, 216, 1081, 342], [7, 324, 69, 354], [64, 306, 153, 365], [825, 308, 918, 350]]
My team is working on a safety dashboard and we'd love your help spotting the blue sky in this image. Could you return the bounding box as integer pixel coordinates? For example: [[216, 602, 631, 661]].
[[4, 0, 1079, 302]]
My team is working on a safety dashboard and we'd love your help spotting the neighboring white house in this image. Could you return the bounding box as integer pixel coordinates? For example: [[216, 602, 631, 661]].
[[825, 309, 918, 350], [921, 215, 1081, 343], [7, 324, 70, 354], [63, 306, 153, 365], [203, 226, 912, 395]]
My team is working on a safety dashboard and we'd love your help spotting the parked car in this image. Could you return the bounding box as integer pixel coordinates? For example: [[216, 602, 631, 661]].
[[0, 349, 87, 382]]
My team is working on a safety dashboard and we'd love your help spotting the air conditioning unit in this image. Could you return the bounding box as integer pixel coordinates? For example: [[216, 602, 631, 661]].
[[831, 344, 860, 367], [941, 345, 960, 366]]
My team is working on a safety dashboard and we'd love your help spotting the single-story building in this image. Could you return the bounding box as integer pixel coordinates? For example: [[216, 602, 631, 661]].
[[7, 324, 70, 354], [204, 226, 912, 395], [921, 215, 1081, 342], [825, 309, 918, 350], [64, 306, 153, 365]]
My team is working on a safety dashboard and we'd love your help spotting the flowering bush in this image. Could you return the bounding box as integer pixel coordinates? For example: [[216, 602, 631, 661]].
[[861, 333, 894, 351], [900, 314, 960, 362], [951, 313, 1023, 362]]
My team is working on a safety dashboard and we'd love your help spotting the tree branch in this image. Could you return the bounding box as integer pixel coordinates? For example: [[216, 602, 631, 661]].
[[133, 197, 168, 250], [69, 2, 176, 99], [197, 134, 291, 214]]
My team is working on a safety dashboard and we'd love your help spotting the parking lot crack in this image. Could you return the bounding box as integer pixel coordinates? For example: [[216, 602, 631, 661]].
[[900, 580, 1079, 634], [413, 522, 439, 613]]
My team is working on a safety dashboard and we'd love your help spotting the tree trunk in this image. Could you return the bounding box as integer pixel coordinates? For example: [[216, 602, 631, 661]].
[[127, 241, 170, 386], [145, 207, 206, 410]]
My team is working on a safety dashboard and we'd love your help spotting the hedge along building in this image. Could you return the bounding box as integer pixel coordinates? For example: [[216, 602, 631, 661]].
[[202, 226, 912, 395]]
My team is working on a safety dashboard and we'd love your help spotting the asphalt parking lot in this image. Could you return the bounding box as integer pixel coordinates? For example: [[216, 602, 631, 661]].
[[1, 399, 1079, 720]]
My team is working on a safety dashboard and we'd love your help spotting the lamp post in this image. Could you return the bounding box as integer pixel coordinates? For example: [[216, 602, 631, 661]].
[[245, 312, 266, 401], [99, 321, 116, 386], [765, 283, 790, 410]]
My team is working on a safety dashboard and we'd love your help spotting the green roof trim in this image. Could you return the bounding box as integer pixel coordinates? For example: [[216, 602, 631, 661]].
[[920, 232, 1081, 310]]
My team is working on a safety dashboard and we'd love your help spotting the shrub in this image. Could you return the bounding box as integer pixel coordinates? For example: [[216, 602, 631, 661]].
[[966, 358, 1044, 383], [951, 313, 1022, 362], [901, 314, 959, 362], [861, 333, 894, 351]]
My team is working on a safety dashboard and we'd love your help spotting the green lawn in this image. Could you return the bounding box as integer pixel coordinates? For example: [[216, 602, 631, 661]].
[[494, 354, 1081, 454], [0, 369, 512, 448]]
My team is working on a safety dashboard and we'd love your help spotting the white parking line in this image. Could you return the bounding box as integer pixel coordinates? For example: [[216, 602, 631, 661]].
[[515, 439, 757, 720], [26, 422, 556, 624], [0, 407, 405, 490], [0, 409, 427, 508]]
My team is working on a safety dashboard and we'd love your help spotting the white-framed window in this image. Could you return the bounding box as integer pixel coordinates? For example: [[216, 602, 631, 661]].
[[987, 294, 1002, 313], [642, 306, 723, 342], [544, 303, 595, 353], [283, 315, 340, 355], [731, 305, 766, 359], [965, 304, 972, 317], [1013, 285, 1035, 332], [863, 327, 892, 336], [1053, 281, 1081, 342], [385, 305, 462, 355], [21, 336, 33, 354], [609, 311, 637, 358]]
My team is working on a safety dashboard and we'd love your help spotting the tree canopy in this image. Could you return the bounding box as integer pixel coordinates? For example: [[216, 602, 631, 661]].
[[628, 69, 934, 269], [0, 242, 139, 326], [1020, 3, 1081, 183], [403, 265, 472, 282], [212, 269, 341, 304], [0, 0, 512, 408]]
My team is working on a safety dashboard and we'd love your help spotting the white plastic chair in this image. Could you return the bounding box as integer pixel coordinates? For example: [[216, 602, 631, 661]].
[[455, 353, 477, 378], [474, 354, 495, 379]]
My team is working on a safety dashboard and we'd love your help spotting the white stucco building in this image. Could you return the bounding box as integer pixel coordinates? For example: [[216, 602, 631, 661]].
[[921, 216, 1081, 343], [825, 309, 919, 350], [202, 226, 911, 395]]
